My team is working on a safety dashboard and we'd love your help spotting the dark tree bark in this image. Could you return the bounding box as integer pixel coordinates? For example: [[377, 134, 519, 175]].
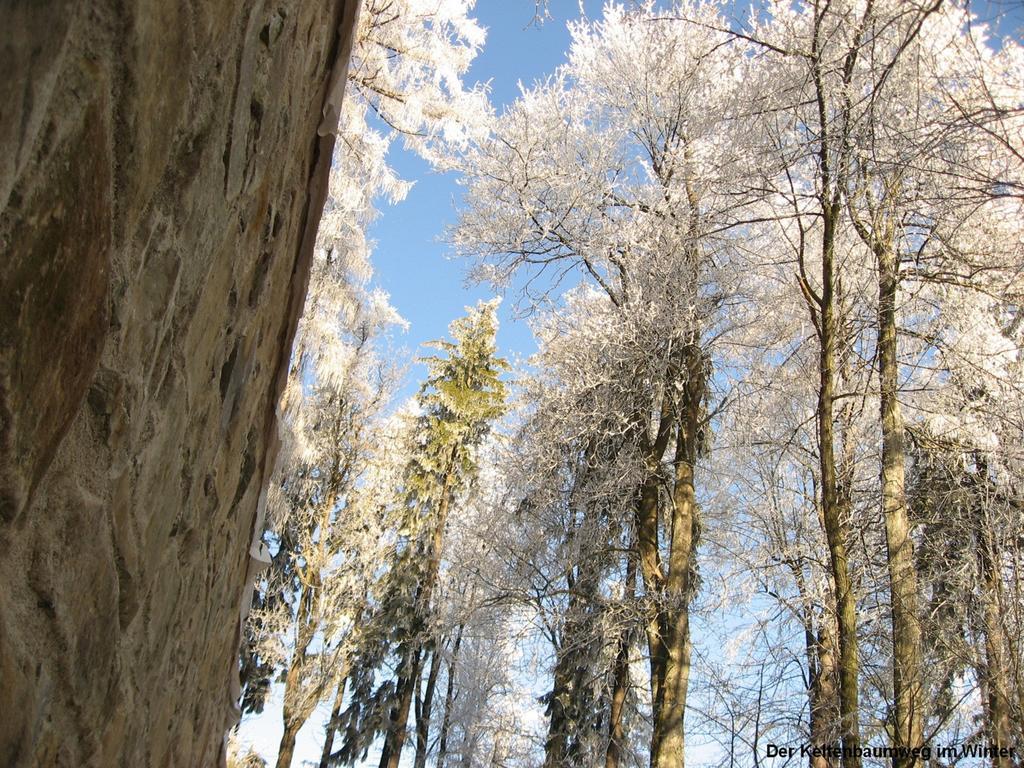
[[414, 645, 443, 768], [318, 677, 347, 768], [437, 626, 464, 768], [379, 647, 424, 768], [974, 483, 1013, 768], [606, 552, 636, 768], [277, 725, 299, 768]]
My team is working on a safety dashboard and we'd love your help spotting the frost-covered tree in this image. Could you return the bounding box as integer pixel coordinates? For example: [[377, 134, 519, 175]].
[[240, 241, 404, 768], [450, 2, 1023, 766], [450, 4, 755, 764], [725, 2, 1023, 762], [499, 292, 655, 768], [906, 282, 1024, 764], [425, 474, 541, 768]]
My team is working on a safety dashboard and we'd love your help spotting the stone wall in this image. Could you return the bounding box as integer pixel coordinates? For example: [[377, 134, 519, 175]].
[[0, 1, 358, 764]]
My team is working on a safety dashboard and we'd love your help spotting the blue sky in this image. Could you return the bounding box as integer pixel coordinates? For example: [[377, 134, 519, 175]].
[[370, 0, 608, 401]]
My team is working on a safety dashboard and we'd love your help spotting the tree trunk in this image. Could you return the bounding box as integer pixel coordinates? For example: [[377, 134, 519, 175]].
[[636, 470, 667, 718], [277, 721, 300, 768], [649, 493, 692, 768], [876, 239, 924, 764], [278, 573, 323, 768], [544, 546, 602, 768], [803, 6, 876, 756], [437, 627, 463, 768], [791, 557, 839, 768], [606, 553, 636, 768], [319, 677, 348, 768], [543, 635, 574, 768], [650, 367, 701, 768], [810, 615, 840, 768], [276, 478, 342, 768], [634, 343, 704, 768], [806, 194, 861, 768], [379, 646, 424, 768], [1008, 543, 1024, 754], [818, 308, 861, 768], [415, 645, 442, 768], [978, 524, 1012, 767]]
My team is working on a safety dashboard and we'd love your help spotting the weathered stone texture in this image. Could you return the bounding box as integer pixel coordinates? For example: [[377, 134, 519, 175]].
[[0, 1, 356, 765]]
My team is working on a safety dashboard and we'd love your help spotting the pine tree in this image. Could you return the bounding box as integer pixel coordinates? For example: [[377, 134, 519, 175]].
[[334, 300, 507, 768]]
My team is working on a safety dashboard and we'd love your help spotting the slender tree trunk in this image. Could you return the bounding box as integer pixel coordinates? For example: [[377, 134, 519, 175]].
[[277, 722, 300, 768], [818, 613, 840, 763], [978, 522, 1012, 767], [875, 239, 924, 764], [379, 646, 424, 768], [544, 512, 577, 768], [818, 308, 861, 768], [632, 344, 704, 768], [808, 615, 840, 768], [1008, 545, 1024, 753], [650, 351, 702, 768], [318, 676, 348, 768], [543, 635, 574, 768], [804, 4, 875, 755], [606, 552, 636, 768], [804, 195, 861, 768], [649, 476, 693, 768], [415, 645, 442, 768], [276, 479, 342, 768], [636, 470, 667, 717], [544, 545, 601, 768], [605, 637, 630, 768], [437, 627, 464, 768], [278, 572, 324, 768], [791, 558, 839, 768]]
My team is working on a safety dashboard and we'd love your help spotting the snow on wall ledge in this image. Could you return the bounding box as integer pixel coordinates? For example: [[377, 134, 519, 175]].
[[0, 1, 358, 765]]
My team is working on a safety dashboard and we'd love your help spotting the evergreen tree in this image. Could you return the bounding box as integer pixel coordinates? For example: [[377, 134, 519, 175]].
[[334, 300, 507, 768]]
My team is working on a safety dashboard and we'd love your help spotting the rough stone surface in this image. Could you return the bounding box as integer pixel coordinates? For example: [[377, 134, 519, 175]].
[[0, 1, 356, 765]]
